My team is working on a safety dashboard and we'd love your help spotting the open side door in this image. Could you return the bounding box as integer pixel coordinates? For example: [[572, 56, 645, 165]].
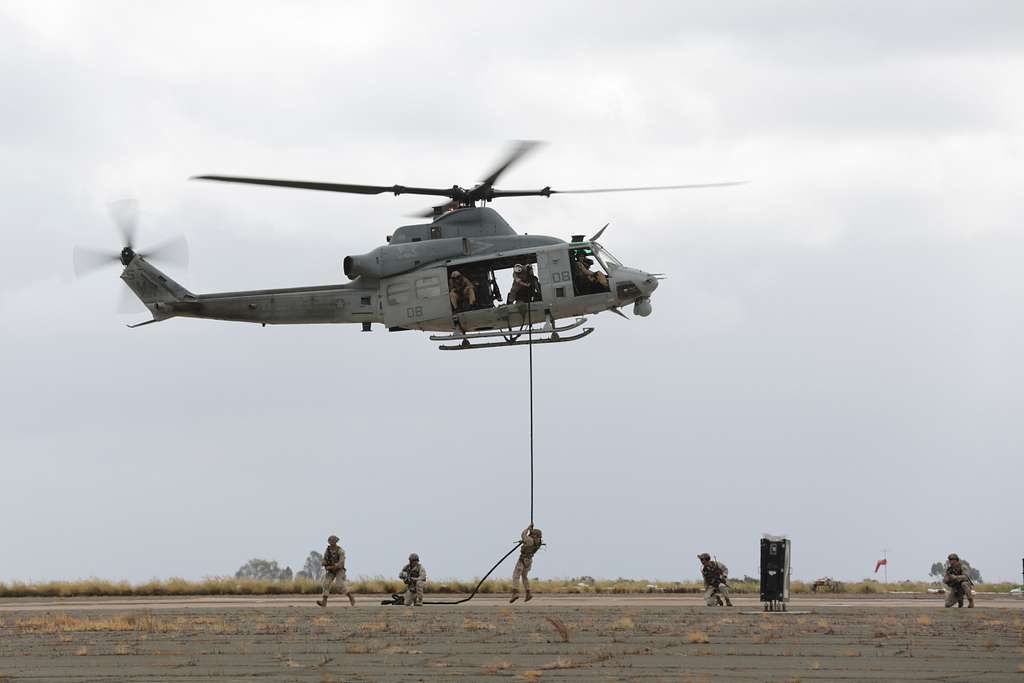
[[381, 266, 451, 329]]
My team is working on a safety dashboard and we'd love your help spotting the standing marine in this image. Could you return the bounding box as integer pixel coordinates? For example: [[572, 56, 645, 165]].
[[400, 553, 427, 607], [943, 553, 975, 608], [510, 523, 543, 603], [317, 534, 356, 607], [698, 553, 733, 607], [506, 264, 539, 304]]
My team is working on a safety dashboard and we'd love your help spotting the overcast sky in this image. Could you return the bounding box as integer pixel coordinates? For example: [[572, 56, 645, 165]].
[[2, 1, 1022, 585]]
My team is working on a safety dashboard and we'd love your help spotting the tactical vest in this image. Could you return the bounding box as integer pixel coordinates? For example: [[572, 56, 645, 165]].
[[521, 536, 541, 559], [944, 562, 966, 586], [324, 546, 342, 570], [407, 563, 422, 579], [703, 562, 725, 585]]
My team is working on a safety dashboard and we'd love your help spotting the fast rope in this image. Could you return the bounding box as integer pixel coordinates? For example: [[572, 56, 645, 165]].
[[527, 301, 535, 525], [382, 299, 538, 607]]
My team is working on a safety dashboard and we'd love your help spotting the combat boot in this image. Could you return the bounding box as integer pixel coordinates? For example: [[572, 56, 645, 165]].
[[316, 598, 327, 608], [968, 595, 975, 608], [348, 593, 356, 607], [524, 591, 533, 602], [509, 590, 520, 603]]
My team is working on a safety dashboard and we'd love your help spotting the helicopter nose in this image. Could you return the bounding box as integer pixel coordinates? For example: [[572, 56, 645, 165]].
[[640, 273, 660, 295]]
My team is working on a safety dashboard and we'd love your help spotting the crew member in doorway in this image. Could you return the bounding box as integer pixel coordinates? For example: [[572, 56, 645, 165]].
[[510, 523, 543, 603], [317, 534, 356, 607], [699, 553, 733, 607], [506, 264, 539, 304], [400, 553, 427, 607], [943, 553, 975, 608], [449, 270, 477, 312]]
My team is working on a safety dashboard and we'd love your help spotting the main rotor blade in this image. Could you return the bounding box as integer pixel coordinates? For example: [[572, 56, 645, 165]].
[[476, 140, 542, 192], [488, 181, 746, 199], [140, 234, 189, 270], [73, 245, 119, 278], [550, 181, 748, 195], [109, 198, 139, 248], [192, 175, 457, 198]]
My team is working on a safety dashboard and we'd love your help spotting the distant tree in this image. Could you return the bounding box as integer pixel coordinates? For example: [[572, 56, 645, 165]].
[[297, 551, 325, 581], [235, 558, 294, 581], [930, 560, 983, 584]]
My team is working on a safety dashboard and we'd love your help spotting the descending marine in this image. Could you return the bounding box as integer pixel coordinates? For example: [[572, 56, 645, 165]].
[[510, 523, 543, 603]]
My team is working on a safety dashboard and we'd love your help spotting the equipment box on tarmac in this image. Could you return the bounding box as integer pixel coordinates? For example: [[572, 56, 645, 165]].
[[760, 535, 791, 612]]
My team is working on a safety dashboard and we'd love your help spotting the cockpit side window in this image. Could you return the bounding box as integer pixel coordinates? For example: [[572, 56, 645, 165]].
[[569, 247, 610, 295]]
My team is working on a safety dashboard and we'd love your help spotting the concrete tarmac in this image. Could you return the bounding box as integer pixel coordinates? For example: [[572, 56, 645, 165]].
[[3, 593, 1024, 681]]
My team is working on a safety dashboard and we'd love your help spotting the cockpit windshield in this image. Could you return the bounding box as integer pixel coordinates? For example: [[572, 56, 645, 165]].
[[592, 242, 622, 270]]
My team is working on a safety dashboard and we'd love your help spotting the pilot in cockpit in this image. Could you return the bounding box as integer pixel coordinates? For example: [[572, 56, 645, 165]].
[[574, 254, 609, 292]]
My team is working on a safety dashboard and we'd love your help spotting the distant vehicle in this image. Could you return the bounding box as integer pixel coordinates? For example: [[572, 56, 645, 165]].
[[811, 577, 843, 593]]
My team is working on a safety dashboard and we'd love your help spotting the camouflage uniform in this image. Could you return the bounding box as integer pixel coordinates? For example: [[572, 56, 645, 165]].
[[507, 266, 538, 304], [449, 272, 477, 311], [700, 555, 733, 607], [943, 555, 974, 608], [318, 538, 355, 607], [573, 257, 609, 292], [400, 557, 427, 607], [511, 526, 542, 602]]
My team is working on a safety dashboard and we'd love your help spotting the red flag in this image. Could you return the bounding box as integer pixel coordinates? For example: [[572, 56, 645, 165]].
[[874, 558, 888, 573]]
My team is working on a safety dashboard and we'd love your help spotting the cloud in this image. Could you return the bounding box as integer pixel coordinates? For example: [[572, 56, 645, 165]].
[[1, 1, 1022, 583]]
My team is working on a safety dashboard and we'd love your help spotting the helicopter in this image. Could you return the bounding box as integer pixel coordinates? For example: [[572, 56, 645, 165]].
[[74, 142, 742, 350]]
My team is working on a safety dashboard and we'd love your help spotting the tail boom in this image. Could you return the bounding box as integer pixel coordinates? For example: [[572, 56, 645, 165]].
[[120, 257, 381, 326]]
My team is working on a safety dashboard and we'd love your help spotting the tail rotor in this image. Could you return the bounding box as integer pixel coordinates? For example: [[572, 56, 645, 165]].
[[72, 200, 189, 278]]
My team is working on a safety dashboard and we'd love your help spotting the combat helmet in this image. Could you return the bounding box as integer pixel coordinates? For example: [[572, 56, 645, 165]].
[[698, 553, 711, 561], [948, 553, 960, 561], [328, 534, 339, 543], [409, 553, 419, 562]]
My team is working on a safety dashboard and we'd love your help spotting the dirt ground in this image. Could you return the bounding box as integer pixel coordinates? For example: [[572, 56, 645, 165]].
[[1, 594, 1023, 681]]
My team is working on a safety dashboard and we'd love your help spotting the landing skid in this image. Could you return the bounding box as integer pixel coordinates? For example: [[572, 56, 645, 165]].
[[429, 317, 587, 342], [438, 327, 594, 351]]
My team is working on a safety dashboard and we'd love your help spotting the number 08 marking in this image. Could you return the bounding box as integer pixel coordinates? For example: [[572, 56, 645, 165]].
[[406, 306, 423, 318], [551, 271, 571, 283]]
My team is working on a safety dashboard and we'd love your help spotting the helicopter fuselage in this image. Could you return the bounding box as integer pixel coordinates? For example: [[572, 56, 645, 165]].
[[120, 207, 659, 336]]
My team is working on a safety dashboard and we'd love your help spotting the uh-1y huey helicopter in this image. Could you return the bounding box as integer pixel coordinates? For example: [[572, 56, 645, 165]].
[[74, 142, 742, 350]]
